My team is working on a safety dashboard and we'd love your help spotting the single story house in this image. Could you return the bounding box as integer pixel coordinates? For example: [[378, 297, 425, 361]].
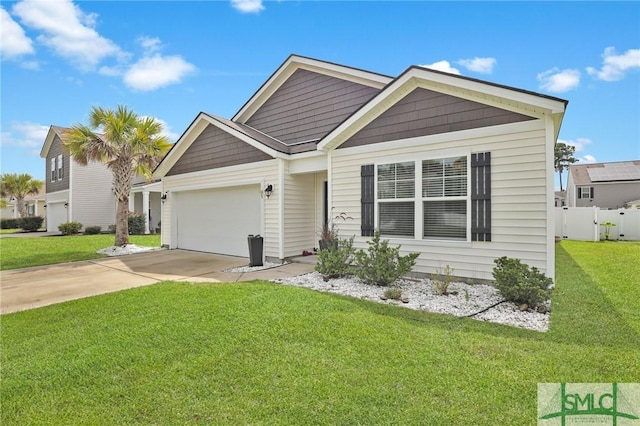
[[154, 55, 567, 281], [566, 160, 640, 209]]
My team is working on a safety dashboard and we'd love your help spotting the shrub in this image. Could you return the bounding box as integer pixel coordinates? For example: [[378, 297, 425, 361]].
[[315, 236, 355, 279], [431, 265, 455, 296], [353, 230, 419, 286], [1, 218, 20, 229], [19, 216, 44, 232], [128, 212, 146, 235], [383, 287, 402, 300], [107, 224, 116, 234], [84, 226, 102, 235], [58, 221, 82, 236], [492, 256, 553, 308]]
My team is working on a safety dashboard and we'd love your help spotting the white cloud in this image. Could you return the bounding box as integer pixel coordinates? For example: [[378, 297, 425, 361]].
[[559, 137, 593, 153], [124, 55, 196, 91], [0, 7, 34, 59], [230, 0, 265, 13], [138, 36, 162, 54], [580, 154, 597, 163], [12, 0, 124, 70], [586, 47, 640, 82], [0, 122, 49, 157], [537, 68, 581, 93], [421, 60, 461, 75], [457, 57, 496, 74]]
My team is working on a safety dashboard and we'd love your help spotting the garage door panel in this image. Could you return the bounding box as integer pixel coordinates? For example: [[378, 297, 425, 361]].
[[176, 185, 261, 257], [47, 203, 67, 232]]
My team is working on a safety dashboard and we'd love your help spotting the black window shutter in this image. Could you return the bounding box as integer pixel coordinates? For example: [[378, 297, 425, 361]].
[[590, 187, 595, 199], [471, 152, 491, 242], [361, 164, 375, 237]]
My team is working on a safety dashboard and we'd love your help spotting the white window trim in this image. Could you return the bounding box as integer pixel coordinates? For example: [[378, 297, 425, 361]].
[[50, 157, 56, 182], [578, 186, 592, 199], [57, 154, 63, 181], [374, 149, 471, 242]]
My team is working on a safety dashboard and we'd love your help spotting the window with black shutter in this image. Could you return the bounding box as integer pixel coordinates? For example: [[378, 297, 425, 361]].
[[471, 152, 491, 241], [361, 164, 375, 236]]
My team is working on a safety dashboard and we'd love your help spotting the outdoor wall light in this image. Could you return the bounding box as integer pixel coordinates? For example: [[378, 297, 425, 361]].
[[64, 202, 68, 208], [161, 192, 168, 203], [264, 184, 273, 199]]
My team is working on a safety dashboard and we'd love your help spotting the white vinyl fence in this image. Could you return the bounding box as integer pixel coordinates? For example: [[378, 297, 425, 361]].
[[555, 207, 640, 241]]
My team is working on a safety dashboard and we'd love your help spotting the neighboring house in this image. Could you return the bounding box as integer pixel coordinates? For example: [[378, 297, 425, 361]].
[[554, 191, 566, 207], [40, 126, 116, 232], [154, 55, 567, 281], [129, 178, 162, 233], [0, 190, 46, 222], [566, 160, 640, 209]]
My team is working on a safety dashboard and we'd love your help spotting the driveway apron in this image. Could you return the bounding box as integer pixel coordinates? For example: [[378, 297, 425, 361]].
[[1, 250, 314, 314]]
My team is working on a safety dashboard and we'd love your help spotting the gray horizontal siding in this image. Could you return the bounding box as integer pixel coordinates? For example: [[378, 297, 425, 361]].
[[167, 124, 273, 176], [245, 69, 380, 145], [46, 135, 70, 193], [340, 88, 535, 148]]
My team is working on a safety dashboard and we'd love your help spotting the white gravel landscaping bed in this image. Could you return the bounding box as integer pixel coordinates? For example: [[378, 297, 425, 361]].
[[272, 272, 550, 332], [97, 244, 165, 256], [223, 262, 284, 273]]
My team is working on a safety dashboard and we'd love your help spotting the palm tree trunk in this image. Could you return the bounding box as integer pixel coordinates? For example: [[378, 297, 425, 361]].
[[559, 170, 564, 192], [115, 197, 129, 246]]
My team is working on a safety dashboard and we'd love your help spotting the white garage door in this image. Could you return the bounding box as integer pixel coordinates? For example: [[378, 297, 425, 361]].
[[175, 185, 262, 257], [47, 202, 68, 232]]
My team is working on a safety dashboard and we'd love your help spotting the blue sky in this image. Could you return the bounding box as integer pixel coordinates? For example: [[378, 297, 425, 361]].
[[1, 1, 639, 188]]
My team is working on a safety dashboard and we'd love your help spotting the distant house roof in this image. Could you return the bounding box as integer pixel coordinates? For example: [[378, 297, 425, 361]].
[[569, 160, 640, 185]]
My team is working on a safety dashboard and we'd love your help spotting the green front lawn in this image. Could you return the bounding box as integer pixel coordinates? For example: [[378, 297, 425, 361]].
[[2, 241, 638, 425], [0, 234, 161, 270]]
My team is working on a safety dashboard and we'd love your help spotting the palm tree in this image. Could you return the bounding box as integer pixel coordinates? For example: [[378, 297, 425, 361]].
[[0, 173, 43, 217], [63, 105, 171, 246]]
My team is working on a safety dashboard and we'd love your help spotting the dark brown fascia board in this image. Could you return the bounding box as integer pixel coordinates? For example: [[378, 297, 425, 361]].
[[231, 53, 393, 123]]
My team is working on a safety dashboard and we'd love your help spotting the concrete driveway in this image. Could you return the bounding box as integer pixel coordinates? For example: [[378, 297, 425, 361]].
[[0, 250, 315, 314]]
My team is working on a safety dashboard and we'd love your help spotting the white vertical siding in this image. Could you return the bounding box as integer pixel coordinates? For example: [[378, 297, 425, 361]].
[[330, 120, 553, 281], [70, 161, 116, 231], [161, 160, 280, 258]]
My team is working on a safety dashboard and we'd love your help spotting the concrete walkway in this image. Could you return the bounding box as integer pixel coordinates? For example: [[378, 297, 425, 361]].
[[0, 250, 315, 314]]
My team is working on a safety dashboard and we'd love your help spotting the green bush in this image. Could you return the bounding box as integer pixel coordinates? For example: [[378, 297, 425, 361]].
[[1, 218, 20, 229], [84, 226, 102, 235], [128, 212, 146, 235], [492, 256, 553, 308], [353, 230, 419, 286], [19, 216, 44, 232], [58, 221, 83, 236], [315, 236, 355, 279], [107, 224, 116, 234]]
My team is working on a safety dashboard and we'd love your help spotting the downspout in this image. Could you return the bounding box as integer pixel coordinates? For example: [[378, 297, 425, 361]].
[[278, 159, 285, 261], [545, 114, 556, 282]]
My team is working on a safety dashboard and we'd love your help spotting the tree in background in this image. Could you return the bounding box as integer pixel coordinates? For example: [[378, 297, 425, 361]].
[[0, 173, 43, 217], [554, 142, 577, 192], [63, 105, 171, 246]]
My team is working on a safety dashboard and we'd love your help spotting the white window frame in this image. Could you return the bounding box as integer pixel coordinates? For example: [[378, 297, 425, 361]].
[[50, 157, 56, 182], [374, 150, 471, 242], [578, 186, 592, 199], [57, 154, 63, 181]]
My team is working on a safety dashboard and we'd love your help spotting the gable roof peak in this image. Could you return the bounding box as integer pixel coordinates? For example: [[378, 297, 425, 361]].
[[232, 54, 393, 123]]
